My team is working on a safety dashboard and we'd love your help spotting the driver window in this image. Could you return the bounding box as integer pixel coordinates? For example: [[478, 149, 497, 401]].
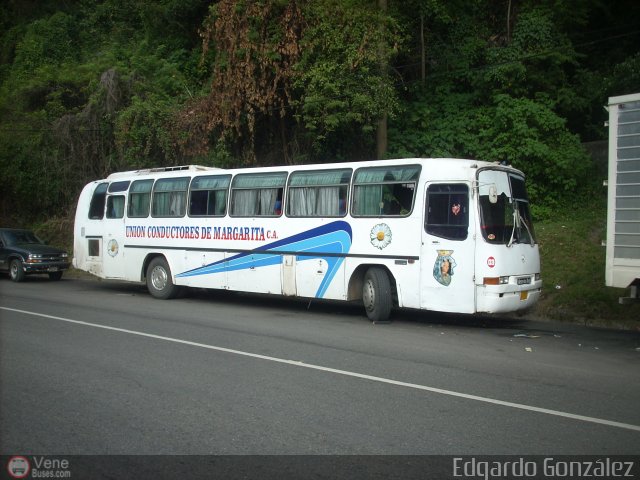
[[425, 184, 469, 240]]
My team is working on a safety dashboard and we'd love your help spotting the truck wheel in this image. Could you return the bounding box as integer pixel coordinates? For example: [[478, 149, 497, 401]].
[[146, 257, 181, 299], [9, 259, 25, 282], [362, 267, 392, 323]]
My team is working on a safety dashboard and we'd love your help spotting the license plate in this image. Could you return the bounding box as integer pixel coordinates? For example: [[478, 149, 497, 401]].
[[47, 267, 59, 272], [520, 291, 529, 301], [517, 277, 531, 285]]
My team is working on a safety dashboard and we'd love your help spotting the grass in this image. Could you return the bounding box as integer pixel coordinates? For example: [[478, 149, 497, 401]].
[[532, 202, 640, 330], [27, 204, 640, 330]]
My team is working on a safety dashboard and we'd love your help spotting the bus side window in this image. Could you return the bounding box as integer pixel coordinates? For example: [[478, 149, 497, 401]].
[[152, 177, 189, 218], [287, 169, 351, 217], [425, 184, 469, 240], [88, 183, 109, 220], [352, 165, 420, 217], [106, 195, 125, 219], [128, 180, 153, 218], [189, 175, 231, 217], [230, 172, 287, 217]]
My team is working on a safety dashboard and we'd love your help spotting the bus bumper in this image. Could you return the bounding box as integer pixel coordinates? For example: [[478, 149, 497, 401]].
[[476, 283, 542, 313]]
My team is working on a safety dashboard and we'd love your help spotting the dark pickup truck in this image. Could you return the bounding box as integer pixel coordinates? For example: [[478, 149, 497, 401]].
[[0, 228, 70, 281]]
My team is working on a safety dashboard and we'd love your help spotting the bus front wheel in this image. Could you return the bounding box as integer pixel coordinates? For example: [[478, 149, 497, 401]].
[[146, 257, 181, 300], [362, 267, 392, 323]]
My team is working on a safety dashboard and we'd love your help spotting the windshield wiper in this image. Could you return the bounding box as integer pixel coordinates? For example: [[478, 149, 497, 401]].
[[507, 206, 534, 247], [521, 211, 534, 246], [507, 208, 518, 247]]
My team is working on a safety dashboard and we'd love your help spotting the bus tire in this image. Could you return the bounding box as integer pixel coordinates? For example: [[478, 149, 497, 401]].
[[362, 267, 392, 323], [146, 257, 181, 300], [10, 258, 25, 282]]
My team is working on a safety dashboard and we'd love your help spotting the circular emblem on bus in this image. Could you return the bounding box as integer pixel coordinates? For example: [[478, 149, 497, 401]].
[[107, 239, 119, 257], [370, 224, 392, 250], [7, 456, 30, 479], [487, 256, 496, 268]]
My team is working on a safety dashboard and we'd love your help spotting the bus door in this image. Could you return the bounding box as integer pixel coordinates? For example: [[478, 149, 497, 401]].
[[102, 192, 127, 279], [420, 182, 476, 313]]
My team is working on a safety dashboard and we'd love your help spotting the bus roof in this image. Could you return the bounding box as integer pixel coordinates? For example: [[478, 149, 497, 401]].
[[103, 158, 521, 182], [107, 165, 218, 180]]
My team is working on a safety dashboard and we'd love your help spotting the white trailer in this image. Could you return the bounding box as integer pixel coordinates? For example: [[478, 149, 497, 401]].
[[605, 93, 640, 303]]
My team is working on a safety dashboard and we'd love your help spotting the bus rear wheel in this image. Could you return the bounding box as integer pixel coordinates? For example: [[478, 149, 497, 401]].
[[362, 267, 392, 323], [146, 257, 181, 300]]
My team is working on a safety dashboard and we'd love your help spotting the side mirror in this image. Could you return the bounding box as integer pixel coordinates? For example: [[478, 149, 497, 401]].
[[489, 185, 498, 204]]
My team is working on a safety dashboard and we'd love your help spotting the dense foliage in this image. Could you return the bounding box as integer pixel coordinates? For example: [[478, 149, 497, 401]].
[[0, 0, 638, 221]]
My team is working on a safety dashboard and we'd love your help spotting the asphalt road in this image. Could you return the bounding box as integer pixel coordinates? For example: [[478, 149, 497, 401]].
[[1, 275, 639, 461]]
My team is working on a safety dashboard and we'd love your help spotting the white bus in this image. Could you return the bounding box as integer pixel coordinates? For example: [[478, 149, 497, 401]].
[[73, 158, 541, 322]]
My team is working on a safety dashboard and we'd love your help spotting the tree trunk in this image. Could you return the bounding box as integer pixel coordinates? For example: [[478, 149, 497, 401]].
[[376, 0, 388, 159], [421, 14, 426, 82]]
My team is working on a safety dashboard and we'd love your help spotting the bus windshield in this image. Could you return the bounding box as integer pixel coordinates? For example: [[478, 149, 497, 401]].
[[478, 169, 536, 246]]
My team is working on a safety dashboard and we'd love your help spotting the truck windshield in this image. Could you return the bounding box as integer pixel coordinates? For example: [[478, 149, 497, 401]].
[[4, 230, 43, 246], [478, 170, 536, 246]]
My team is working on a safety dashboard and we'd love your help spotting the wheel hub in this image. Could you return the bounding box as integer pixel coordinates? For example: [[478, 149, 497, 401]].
[[151, 266, 168, 291], [363, 279, 375, 311]]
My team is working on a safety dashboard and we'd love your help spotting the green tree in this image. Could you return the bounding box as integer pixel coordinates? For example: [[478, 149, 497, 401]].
[[294, 0, 400, 161], [179, 0, 401, 165], [0, 1, 207, 220], [178, 0, 304, 165], [388, 0, 594, 216]]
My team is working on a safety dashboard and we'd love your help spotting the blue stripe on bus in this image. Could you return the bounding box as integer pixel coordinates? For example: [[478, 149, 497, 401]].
[[176, 221, 353, 298]]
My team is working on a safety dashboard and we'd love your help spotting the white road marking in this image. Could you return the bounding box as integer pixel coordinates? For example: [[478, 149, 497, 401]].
[[2, 305, 640, 433]]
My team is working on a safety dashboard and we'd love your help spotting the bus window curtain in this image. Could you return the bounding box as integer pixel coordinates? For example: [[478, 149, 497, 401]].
[[259, 189, 278, 215], [353, 170, 385, 215], [129, 193, 150, 217], [129, 180, 153, 217], [316, 186, 340, 216], [233, 190, 258, 216], [354, 185, 383, 215], [288, 169, 349, 216], [107, 196, 125, 218], [289, 188, 316, 216], [289, 187, 340, 216], [213, 190, 227, 215], [169, 192, 185, 216], [153, 193, 171, 216]]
